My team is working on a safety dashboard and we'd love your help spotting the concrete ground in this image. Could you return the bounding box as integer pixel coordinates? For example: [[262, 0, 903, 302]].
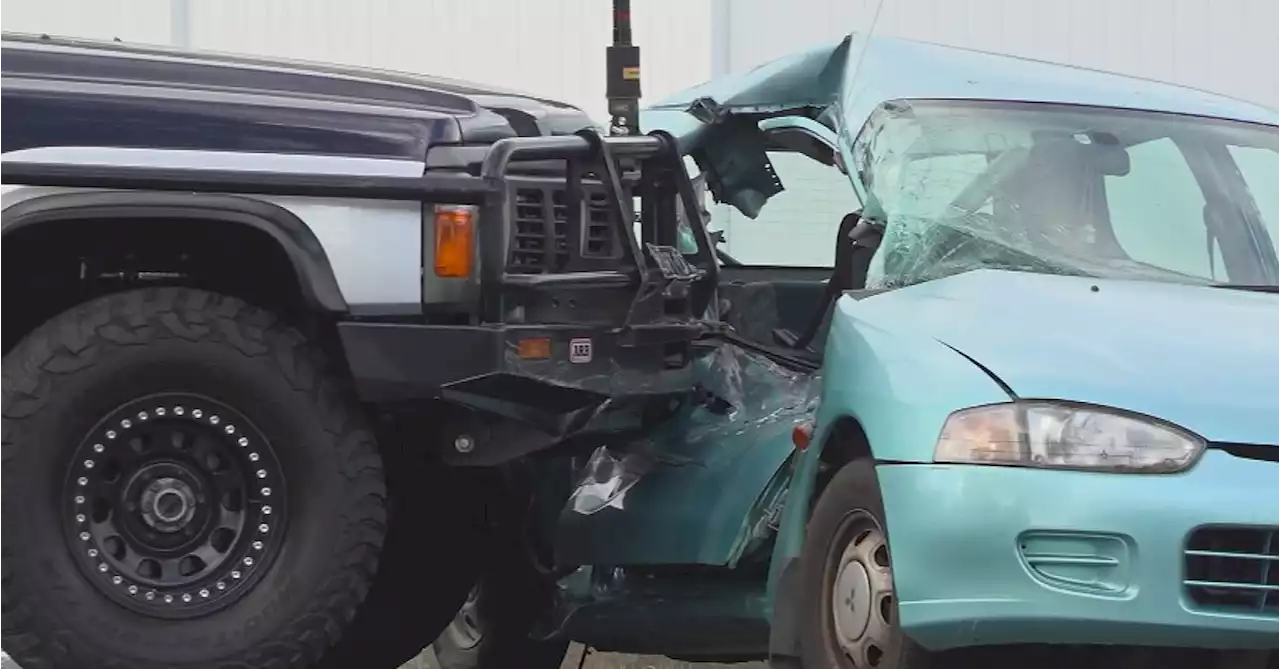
[[6, 646, 766, 669], [400, 645, 765, 669]]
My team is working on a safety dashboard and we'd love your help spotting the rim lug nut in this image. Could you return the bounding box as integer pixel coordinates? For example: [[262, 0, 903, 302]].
[[238, 437, 249, 447], [88, 548, 98, 557], [138, 411, 148, 421], [253, 540, 263, 550], [146, 591, 156, 600], [93, 444, 104, 453], [258, 524, 269, 533], [200, 589, 210, 598], [192, 410, 203, 419], [75, 495, 85, 504], [98, 563, 108, 573], [182, 593, 192, 602], [120, 419, 132, 429], [112, 575, 123, 585], [231, 570, 242, 579], [83, 460, 94, 469], [261, 487, 271, 496], [249, 453, 260, 462], [175, 407, 185, 416], [224, 425, 235, 434], [79, 532, 91, 541], [156, 407, 167, 416], [106, 430, 117, 440], [128, 585, 139, 595], [262, 506, 272, 515], [164, 594, 174, 603], [76, 513, 86, 523], [209, 415, 220, 425], [77, 477, 88, 486], [216, 581, 226, 590], [242, 557, 253, 566]]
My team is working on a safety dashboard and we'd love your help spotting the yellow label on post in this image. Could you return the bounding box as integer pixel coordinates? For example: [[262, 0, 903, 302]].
[[622, 66, 641, 80]]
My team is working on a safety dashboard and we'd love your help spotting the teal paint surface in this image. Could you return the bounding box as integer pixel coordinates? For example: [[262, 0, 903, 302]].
[[555, 345, 817, 567], [767, 286, 1014, 599], [878, 451, 1279, 649], [845, 270, 1280, 445]]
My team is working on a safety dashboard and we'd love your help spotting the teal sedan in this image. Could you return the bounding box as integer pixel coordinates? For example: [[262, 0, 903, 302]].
[[640, 31, 1278, 668]]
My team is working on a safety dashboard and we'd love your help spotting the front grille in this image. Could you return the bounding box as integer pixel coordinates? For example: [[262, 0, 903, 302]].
[[508, 183, 623, 274], [510, 188, 568, 272], [1184, 526, 1278, 615]]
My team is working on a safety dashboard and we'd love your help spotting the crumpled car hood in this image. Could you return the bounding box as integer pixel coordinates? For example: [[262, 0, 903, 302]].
[[851, 270, 1280, 446], [641, 33, 1278, 218]]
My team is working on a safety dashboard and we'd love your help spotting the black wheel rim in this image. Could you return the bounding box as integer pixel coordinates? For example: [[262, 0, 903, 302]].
[[61, 392, 287, 619]]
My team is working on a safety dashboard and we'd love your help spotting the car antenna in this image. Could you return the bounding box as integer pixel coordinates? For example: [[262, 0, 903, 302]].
[[607, 0, 641, 136]]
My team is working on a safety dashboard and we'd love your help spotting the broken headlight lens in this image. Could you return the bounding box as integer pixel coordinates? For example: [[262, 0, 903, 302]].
[[933, 402, 1205, 473]]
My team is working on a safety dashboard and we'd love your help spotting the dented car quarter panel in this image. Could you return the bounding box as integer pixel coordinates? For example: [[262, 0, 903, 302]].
[[766, 286, 1014, 597]]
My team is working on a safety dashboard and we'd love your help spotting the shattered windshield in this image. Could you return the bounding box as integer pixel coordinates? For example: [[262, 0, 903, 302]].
[[854, 100, 1280, 289]]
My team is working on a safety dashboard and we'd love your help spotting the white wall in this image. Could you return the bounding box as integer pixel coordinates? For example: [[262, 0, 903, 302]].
[[1, 0, 713, 124], [710, 0, 1279, 265], [5, 0, 1274, 267]]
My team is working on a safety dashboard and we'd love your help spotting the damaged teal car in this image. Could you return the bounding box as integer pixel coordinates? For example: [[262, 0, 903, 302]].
[[432, 33, 1279, 669]]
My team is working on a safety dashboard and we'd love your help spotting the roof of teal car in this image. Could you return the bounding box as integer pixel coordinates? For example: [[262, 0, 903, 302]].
[[649, 33, 1278, 128]]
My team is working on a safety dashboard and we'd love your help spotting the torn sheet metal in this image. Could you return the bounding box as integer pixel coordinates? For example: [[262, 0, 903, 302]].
[[557, 340, 819, 566], [641, 31, 1274, 220], [568, 445, 653, 515]]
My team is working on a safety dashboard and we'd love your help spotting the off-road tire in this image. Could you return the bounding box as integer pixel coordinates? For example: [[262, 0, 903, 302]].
[[316, 459, 489, 669], [2, 288, 387, 669], [797, 459, 937, 669]]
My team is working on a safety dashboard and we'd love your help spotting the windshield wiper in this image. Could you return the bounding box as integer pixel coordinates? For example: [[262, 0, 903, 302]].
[[1212, 284, 1279, 293]]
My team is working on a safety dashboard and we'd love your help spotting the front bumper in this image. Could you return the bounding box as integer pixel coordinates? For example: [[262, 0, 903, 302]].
[[877, 449, 1279, 651]]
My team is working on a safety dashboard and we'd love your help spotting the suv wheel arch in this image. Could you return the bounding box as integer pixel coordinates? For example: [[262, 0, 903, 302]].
[[3, 191, 348, 313]]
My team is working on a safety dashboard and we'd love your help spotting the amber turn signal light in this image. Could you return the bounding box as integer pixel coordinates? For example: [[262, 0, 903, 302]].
[[792, 421, 814, 451], [517, 337, 552, 360], [434, 205, 476, 278]]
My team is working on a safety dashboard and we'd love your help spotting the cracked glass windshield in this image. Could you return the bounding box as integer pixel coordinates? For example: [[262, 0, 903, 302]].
[[855, 99, 1280, 289]]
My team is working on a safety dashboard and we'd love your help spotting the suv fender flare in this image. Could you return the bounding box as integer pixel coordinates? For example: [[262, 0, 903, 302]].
[[2, 191, 348, 312]]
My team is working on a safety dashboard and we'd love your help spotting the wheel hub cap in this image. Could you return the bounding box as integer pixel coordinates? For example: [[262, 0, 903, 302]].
[[833, 559, 872, 641], [827, 518, 896, 668], [141, 477, 196, 530], [61, 393, 287, 620]]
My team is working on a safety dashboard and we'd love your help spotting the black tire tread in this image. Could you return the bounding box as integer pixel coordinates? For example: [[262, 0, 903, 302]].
[[2, 287, 387, 669], [798, 458, 936, 669]]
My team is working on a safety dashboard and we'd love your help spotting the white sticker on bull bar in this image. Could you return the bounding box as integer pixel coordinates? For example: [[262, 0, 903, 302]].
[[569, 338, 593, 364]]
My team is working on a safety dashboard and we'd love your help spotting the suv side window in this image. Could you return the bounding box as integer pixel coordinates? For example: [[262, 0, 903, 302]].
[[1104, 138, 1217, 279]]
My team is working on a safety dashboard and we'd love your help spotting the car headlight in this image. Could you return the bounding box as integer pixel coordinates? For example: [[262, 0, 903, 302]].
[[933, 401, 1205, 473]]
